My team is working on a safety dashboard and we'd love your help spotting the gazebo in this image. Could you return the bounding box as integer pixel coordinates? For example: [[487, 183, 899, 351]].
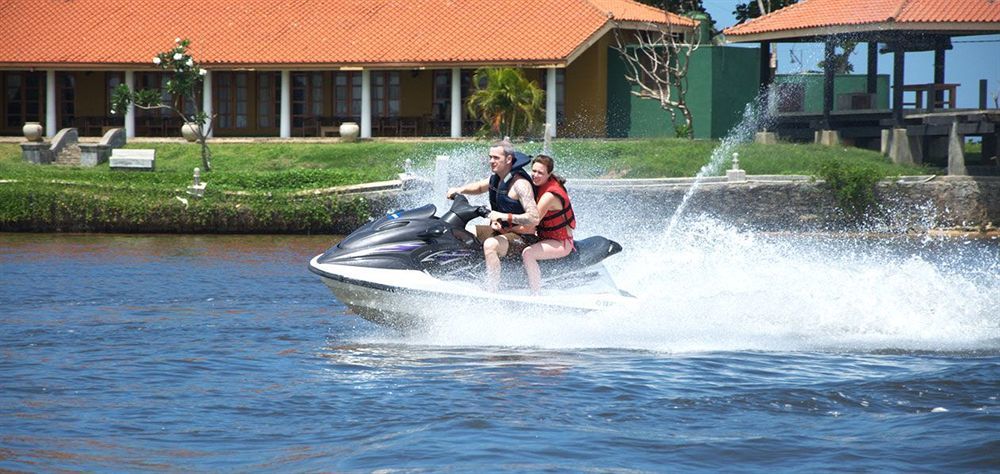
[[723, 0, 1000, 174]]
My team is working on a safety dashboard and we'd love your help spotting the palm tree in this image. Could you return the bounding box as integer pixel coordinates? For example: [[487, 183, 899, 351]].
[[466, 68, 545, 138]]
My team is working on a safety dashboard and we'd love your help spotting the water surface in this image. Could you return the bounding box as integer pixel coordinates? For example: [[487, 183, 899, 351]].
[[1, 233, 997, 471]]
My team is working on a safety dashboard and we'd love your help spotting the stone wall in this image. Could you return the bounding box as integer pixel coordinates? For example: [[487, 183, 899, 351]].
[[567, 176, 1000, 232], [3, 175, 997, 234]]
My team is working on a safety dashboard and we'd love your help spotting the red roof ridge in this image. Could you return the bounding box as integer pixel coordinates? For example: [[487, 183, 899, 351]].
[[583, 0, 697, 26], [728, 0, 814, 33], [724, 0, 1000, 38], [578, 0, 614, 20], [889, 0, 911, 21]]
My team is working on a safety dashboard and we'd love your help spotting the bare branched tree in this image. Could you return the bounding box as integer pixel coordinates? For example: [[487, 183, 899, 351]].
[[611, 17, 701, 138]]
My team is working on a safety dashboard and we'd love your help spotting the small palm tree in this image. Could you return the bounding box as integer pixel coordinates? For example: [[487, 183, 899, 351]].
[[466, 68, 545, 138]]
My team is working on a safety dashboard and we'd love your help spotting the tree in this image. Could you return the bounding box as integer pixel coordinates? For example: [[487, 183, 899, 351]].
[[817, 40, 857, 74], [733, 0, 798, 24], [111, 38, 215, 171], [466, 68, 545, 138], [611, 15, 702, 138], [632, 1, 716, 36]]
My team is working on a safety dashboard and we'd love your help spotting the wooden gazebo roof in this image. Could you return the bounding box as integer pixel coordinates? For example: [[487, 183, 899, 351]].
[[723, 0, 1000, 42]]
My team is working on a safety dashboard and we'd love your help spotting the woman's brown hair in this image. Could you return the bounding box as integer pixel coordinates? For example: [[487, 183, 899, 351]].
[[531, 154, 566, 186]]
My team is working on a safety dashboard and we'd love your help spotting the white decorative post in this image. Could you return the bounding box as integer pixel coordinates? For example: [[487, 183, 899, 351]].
[[450, 68, 461, 138], [280, 70, 291, 138], [546, 68, 557, 138], [45, 70, 56, 138], [124, 70, 135, 139], [361, 69, 372, 139], [727, 152, 746, 182], [202, 70, 213, 138]]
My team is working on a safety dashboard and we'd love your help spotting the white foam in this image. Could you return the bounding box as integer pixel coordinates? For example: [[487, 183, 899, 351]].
[[377, 136, 1000, 354]]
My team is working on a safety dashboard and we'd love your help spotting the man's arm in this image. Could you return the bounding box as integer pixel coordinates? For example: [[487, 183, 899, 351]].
[[446, 178, 489, 199], [488, 179, 538, 227]]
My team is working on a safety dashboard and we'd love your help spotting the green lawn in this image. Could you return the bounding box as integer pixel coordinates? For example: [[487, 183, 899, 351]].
[[0, 138, 943, 233], [0, 138, 935, 193]]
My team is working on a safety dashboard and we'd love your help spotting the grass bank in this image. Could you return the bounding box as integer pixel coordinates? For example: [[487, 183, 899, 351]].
[[0, 138, 934, 233]]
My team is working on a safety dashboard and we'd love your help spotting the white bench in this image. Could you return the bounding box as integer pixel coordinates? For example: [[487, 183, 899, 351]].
[[109, 149, 155, 171]]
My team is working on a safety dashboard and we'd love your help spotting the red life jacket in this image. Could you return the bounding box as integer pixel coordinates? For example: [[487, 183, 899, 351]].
[[535, 178, 576, 241]]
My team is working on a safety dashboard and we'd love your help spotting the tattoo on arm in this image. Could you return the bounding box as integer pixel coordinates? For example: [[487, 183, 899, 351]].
[[511, 180, 539, 226]]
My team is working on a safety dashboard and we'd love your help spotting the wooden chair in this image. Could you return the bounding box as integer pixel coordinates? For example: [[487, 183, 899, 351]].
[[379, 117, 400, 136], [297, 115, 321, 137], [399, 117, 419, 136]]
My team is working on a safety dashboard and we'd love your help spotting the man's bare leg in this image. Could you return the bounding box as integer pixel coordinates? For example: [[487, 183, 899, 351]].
[[482, 235, 509, 292]]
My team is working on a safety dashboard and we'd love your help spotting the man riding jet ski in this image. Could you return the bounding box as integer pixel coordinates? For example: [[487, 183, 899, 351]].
[[308, 193, 633, 330]]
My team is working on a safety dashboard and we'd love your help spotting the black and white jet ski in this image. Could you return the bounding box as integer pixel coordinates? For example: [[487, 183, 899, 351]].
[[309, 194, 634, 329]]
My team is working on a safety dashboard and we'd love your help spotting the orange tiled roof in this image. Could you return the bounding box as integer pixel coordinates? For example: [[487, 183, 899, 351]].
[[0, 0, 695, 68], [724, 0, 1000, 40]]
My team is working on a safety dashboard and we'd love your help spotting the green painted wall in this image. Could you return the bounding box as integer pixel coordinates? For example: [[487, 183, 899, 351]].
[[772, 73, 890, 113], [607, 45, 760, 139], [695, 45, 760, 139]]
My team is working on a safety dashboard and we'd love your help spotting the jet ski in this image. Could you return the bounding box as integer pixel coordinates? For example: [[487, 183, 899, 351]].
[[309, 194, 634, 329]]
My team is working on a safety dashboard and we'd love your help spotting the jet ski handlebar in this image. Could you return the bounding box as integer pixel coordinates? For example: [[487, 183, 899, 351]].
[[441, 194, 490, 229]]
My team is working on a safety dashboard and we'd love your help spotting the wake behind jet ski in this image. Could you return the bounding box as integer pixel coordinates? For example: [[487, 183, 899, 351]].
[[309, 194, 633, 329]]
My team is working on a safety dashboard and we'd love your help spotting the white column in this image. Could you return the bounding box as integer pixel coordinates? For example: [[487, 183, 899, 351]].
[[450, 68, 461, 138], [361, 70, 372, 138], [202, 70, 213, 138], [125, 70, 135, 139], [45, 70, 56, 137], [546, 68, 557, 138], [280, 70, 291, 138]]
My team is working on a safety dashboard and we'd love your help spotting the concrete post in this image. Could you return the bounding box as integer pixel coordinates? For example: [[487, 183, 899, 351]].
[[20, 143, 50, 164], [361, 69, 372, 139], [815, 130, 840, 146], [125, 71, 135, 139], [546, 68, 557, 138], [202, 70, 213, 138], [889, 128, 922, 165], [45, 70, 57, 138], [450, 68, 461, 138], [280, 70, 291, 138], [755, 131, 777, 144], [947, 120, 967, 176]]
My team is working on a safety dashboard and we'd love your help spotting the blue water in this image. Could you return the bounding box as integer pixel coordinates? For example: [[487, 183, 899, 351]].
[[1, 233, 998, 471]]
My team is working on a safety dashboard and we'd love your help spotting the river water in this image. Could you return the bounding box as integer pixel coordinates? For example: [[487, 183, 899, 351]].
[[1, 232, 998, 471]]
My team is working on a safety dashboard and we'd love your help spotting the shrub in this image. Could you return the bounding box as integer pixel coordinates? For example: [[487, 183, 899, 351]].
[[814, 160, 886, 217]]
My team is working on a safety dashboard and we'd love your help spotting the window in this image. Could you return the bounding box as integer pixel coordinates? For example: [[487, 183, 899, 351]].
[[58, 73, 75, 128], [333, 72, 361, 120], [291, 72, 323, 128], [215, 72, 250, 129], [4, 71, 45, 128], [257, 72, 279, 129], [371, 71, 400, 118], [134, 72, 173, 117], [432, 71, 451, 120], [331, 71, 401, 120], [105, 73, 124, 126]]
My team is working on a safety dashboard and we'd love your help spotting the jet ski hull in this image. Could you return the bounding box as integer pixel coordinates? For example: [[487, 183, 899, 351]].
[[309, 256, 633, 330]]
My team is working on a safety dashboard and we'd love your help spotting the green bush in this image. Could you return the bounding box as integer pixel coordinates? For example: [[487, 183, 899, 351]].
[[814, 160, 887, 217]]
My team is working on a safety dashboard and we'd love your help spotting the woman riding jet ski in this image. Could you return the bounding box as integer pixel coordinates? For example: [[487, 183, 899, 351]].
[[308, 194, 633, 330]]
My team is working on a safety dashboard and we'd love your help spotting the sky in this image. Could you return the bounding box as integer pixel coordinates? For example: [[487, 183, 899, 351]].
[[701, 0, 1000, 108]]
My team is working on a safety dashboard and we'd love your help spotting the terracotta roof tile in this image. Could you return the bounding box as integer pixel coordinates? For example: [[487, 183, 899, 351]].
[[724, 0, 1000, 38], [0, 0, 695, 67], [585, 0, 697, 26]]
